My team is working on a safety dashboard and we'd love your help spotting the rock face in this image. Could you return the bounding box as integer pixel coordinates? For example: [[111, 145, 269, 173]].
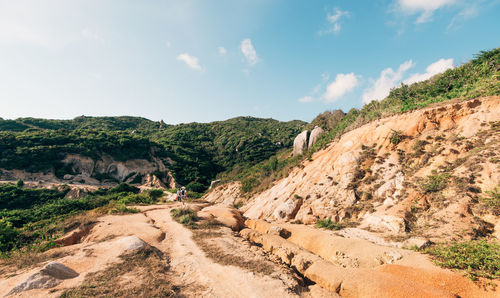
[[7, 262, 78, 295], [198, 206, 245, 231], [308, 126, 325, 148], [211, 96, 500, 242], [292, 130, 309, 156], [203, 182, 242, 206], [115, 236, 149, 255]]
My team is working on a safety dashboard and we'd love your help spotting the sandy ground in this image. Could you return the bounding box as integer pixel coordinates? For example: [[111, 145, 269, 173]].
[[0, 203, 309, 298]]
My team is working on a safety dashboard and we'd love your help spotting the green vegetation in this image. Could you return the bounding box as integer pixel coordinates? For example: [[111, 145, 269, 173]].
[[315, 218, 344, 230], [389, 130, 404, 145], [420, 173, 450, 193], [170, 208, 198, 228], [0, 183, 160, 254], [220, 47, 499, 193], [423, 240, 500, 280], [480, 185, 500, 215], [0, 116, 304, 190]]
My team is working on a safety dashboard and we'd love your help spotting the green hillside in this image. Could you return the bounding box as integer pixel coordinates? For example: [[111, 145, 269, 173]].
[[0, 116, 305, 189], [223, 47, 500, 193]]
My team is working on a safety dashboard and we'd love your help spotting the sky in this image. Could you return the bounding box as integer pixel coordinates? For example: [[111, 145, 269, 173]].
[[0, 0, 499, 124]]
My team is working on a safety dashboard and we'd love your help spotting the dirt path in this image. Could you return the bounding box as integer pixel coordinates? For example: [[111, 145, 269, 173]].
[[143, 205, 300, 298]]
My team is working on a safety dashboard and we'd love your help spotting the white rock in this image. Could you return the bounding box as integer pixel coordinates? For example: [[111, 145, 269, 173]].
[[292, 130, 309, 156], [115, 236, 149, 255]]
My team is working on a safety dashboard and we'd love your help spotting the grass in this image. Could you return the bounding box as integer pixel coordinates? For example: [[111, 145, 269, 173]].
[[315, 218, 344, 230], [60, 248, 178, 297], [170, 208, 198, 228], [422, 240, 500, 280], [389, 130, 404, 145], [480, 185, 500, 215]]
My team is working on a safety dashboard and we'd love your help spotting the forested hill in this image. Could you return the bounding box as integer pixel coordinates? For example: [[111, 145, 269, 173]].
[[0, 115, 306, 189]]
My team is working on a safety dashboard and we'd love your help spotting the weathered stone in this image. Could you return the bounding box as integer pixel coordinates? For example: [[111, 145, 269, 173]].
[[292, 130, 309, 156], [115, 236, 149, 255], [360, 214, 407, 233], [308, 126, 325, 148], [268, 225, 291, 239], [198, 206, 245, 231], [7, 262, 78, 295], [403, 237, 433, 249], [209, 179, 221, 189]]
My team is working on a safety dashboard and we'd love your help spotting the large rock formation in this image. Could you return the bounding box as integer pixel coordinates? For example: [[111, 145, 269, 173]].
[[205, 97, 500, 242], [198, 206, 245, 231], [308, 126, 325, 148], [292, 130, 309, 156]]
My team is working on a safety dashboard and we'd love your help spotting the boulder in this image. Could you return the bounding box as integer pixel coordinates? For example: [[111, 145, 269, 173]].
[[360, 214, 407, 233], [63, 174, 74, 180], [272, 197, 303, 220], [292, 130, 309, 156], [403, 237, 433, 249], [7, 262, 78, 295], [209, 179, 221, 189], [198, 205, 245, 231], [308, 126, 325, 148], [115, 236, 149, 255], [268, 225, 291, 239]]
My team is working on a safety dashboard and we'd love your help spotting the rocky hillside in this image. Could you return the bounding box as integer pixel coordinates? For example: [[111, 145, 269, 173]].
[[0, 116, 305, 190], [206, 96, 500, 243]]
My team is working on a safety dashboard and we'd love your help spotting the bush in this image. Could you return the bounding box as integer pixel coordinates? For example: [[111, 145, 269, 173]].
[[16, 179, 24, 188], [0, 219, 19, 252], [423, 240, 500, 280], [186, 182, 206, 193], [315, 218, 343, 230], [389, 130, 403, 145], [420, 174, 449, 193]]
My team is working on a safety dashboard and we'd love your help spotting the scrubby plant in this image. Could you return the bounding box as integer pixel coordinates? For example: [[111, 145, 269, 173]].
[[389, 130, 403, 145], [315, 218, 344, 230], [420, 174, 450, 193], [480, 185, 500, 215], [423, 240, 500, 280]]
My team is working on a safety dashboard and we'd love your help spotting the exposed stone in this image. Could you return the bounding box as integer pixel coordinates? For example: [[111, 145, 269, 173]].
[[115, 236, 149, 255], [403, 237, 433, 249], [7, 262, 78, 295], [209, 179, 221, 189], [272, 197, 303, 220], [268, 225, 291, 239], [360, 214, 407, 233], [292, 130, 309, 156], [198, 206, 245, 231], [63, 174, 74, 180], [308, 126, 325, 148]]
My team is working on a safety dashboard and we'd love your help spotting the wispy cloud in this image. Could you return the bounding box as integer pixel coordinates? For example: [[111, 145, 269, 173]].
[[81, 28, 104, 43], [218, 46, 227, 56], [323, 73, 359, 103], [362, 60, 414, 104], [396, 0, 457, 23], [240, 38, 258, 66], [298, 96, 314, 103], [404, 58, 454, 84], [319, 8, 350, 35], [176, 53, 203, 71]]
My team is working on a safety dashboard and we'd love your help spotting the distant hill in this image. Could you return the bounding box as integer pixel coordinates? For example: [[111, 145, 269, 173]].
[[0, 116, 305, 189]]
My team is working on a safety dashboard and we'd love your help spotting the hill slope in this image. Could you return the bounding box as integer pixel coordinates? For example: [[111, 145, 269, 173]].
[[0, 116, 305, 189]]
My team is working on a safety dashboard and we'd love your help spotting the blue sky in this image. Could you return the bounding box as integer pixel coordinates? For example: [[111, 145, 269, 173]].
[[0, 0, 499, 124]]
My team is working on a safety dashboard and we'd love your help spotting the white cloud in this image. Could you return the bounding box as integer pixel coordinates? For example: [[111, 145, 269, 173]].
[[405, 58, 454, 84], [362, 60, 414, 104], [81, 28, 104, 43], [397, 0, 457, 23], [447, 5, 479, 31], [176, 53, 203, 71], [218, 46, 227, 56], [323, 73, 359, 103], [240, 38, 258, 66], [166, 41, 171, 48], [298, 96, 314, 103], [319, 8, 349, 35]]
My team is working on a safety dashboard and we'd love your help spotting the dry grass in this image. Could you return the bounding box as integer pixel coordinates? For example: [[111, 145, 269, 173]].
[[60, 247, 178, 297], [192, 228, 275, 276], [0, 249, 72, 277]]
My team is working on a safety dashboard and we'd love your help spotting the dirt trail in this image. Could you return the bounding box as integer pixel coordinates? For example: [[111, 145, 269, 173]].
[[0, 203, 306, 297], [142, 205, 299, 297]]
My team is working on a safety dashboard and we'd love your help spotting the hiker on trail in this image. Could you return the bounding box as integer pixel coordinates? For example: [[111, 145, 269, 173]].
[[176, 186, 187, 203]]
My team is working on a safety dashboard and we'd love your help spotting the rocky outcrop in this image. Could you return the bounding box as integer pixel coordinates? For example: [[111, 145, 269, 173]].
[[292, 130, 309, 156], [203, 182, 242, 206], [240, 96, 500, 242], [198, 206, 245, 231], [308, 126, 325, 148], [239, 222, 486, 298], [7, 262, 79, 295]]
